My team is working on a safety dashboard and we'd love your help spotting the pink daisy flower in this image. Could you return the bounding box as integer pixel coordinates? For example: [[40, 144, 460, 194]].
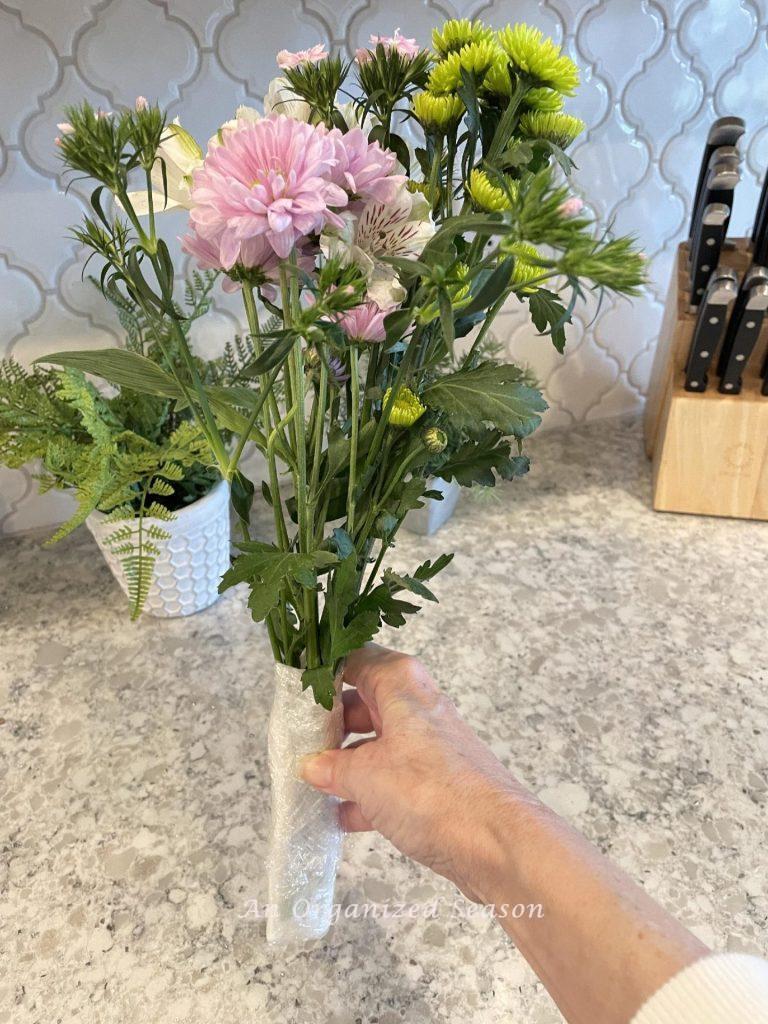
[[336, 300, 393, 343], [276, 43, 329, 69], [188, 115, 348, 265], [326, 127, 405, 204]]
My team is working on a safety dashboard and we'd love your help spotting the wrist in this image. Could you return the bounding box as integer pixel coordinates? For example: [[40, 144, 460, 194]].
[[451, 772, 546, 907]]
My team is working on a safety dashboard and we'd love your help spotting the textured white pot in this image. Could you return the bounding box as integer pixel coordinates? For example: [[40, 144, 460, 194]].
[[85, 479, 230, 618], [403, 476, 461, 536], [266, 663, 344, 945]]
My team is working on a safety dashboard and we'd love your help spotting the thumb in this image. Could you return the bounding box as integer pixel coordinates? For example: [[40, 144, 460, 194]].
[[299, 748, 359, 801]]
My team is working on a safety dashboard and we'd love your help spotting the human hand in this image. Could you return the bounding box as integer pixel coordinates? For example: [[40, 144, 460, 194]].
[[299, 643, 528, 902]]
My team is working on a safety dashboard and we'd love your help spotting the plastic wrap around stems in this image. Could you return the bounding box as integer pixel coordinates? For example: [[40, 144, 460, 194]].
[[266, 662, 344, 944]]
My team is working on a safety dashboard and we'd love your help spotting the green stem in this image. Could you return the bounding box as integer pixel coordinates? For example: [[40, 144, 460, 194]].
[[486, 76, 529, 164], [144, 169, 157, 247], [461, 293, 507, 369], [366, 324, 422, 468], [346, 344, 360, 536]]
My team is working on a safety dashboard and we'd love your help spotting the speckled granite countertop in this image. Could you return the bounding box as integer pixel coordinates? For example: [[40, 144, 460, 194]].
[[2, 417, 767, 1024]]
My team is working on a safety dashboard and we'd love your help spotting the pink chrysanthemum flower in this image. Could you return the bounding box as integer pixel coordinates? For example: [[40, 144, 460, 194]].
[[188, 115, 348, 265], [336, 300, 393, 343], [326, 127, 405, 204], [276, 43, 328, 69], [182, 226, 315, 294]]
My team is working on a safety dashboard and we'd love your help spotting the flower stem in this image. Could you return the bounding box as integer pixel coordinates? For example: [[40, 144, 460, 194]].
[[346, 344, 360, 536]]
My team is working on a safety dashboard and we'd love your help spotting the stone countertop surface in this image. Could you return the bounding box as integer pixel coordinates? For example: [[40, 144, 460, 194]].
[[1, 417, 767, 1024]]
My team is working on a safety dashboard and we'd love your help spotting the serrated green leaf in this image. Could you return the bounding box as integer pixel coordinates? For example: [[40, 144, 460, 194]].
[[423, 362, 548, 438], [220, 544, 338, 622], [528, 288, 571, 353], [301, 665, 336, 710]]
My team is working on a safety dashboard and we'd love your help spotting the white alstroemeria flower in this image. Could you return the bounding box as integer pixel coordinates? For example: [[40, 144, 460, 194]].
[[321, 187, 435, 307], [263, 76, 311, 122], [207, 104, 261, 149], [126, 118, 203, 215]]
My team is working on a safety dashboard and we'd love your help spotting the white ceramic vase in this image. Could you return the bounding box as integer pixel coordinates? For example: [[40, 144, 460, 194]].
[[266, 662, 344, 944], [403, 475, 461, 536], [85, 479, 230, 618]]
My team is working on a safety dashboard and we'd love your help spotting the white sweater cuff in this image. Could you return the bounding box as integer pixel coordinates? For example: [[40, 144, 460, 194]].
[[631, 953, 768, 1024]]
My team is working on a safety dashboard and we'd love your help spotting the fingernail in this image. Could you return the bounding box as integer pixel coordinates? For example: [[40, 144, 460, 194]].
[[299, 752, 333, 789]]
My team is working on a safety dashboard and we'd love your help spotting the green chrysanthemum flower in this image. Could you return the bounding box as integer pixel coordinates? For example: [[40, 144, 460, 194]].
[[385, 386, 426, 428], [519, 110, 585, 148], [482, 55, 513, 97], [412, 91, 465, 128], [459, 39, 502, 76], [427, 40, 501, 92], [497, 23, 580, 95], [432, 18, 493, 56], [468, 169, 518, 212], [426, 52, 462, 93], [524, 86, 564, 113], [505, 241, 544, 293]]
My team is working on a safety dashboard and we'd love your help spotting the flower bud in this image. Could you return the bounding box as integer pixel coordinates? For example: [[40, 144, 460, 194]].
[[422, 426, 448, 454]]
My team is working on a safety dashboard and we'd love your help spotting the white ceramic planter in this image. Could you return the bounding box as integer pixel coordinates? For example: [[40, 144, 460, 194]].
[[266, 662, 344, 945], [403, 476, 461, 536], [85, 479, 230, 618]]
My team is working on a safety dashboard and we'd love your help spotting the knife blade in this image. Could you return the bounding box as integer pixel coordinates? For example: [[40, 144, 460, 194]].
[[688, 117, 745, 240], [717, 265, 768, 394], [688, 163, 739, 291], [684, 268, 739, 392], [689, 202, 730, 306]]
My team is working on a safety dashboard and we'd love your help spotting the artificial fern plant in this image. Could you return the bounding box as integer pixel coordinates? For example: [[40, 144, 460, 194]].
[[0, 273, 255, 618]]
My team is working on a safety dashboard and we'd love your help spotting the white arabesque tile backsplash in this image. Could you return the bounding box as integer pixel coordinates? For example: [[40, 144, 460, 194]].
[[1, 0, 767, 534]]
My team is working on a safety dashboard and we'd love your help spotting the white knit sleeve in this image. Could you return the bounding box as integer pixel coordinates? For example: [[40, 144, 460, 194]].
[[631, 953, 768, 1024]]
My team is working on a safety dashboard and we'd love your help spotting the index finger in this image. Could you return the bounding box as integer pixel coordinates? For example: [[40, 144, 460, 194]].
[[343, 643, 437, 715]]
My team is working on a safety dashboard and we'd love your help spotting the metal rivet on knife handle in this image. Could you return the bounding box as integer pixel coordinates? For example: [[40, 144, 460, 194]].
[[688, 203, 730, 307], [684, 268, 738, 392], [717, 268, 768, 395], [688, 117, 745, 241]]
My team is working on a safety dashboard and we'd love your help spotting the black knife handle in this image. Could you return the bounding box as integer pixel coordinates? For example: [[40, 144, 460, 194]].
[[717, 305, 766, 394], [761, 345, 768, 397], [685, 303, 730, 392], [689, 219, 726, 305], [753, 177, 768, 242]]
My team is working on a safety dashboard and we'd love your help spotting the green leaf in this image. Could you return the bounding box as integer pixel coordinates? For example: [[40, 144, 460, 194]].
[[528, 288, 571, 353], [219, 544, 338, 622], [413, 552, 454, 583], [230, 470, 254, 529], [421, 213, 509, 262], [460, 259, 513, 317], [438, 431, 529, 486], [37, 348, 183, 398], [301, 665, 336, 710], [240, 331, 295, 377], [382, 569, 438, 602], [423, 362, 548, 438], [438, 288, 455, 356]]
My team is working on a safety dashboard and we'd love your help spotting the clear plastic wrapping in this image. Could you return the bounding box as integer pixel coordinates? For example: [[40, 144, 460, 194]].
[[265, 662, 344, 944]]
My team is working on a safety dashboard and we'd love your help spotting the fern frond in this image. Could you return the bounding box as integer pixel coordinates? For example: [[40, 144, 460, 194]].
[[119, 552, 155, 621], [144, 501, 175, 521], [148, 477, 175, 496], [145, 523, 171, 541]]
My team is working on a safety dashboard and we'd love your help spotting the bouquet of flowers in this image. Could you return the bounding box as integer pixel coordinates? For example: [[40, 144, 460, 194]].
[[44, 19, 644, 942]]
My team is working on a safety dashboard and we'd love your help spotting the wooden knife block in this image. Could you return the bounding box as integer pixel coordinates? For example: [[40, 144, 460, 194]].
[[644, 238, 768, 521]]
